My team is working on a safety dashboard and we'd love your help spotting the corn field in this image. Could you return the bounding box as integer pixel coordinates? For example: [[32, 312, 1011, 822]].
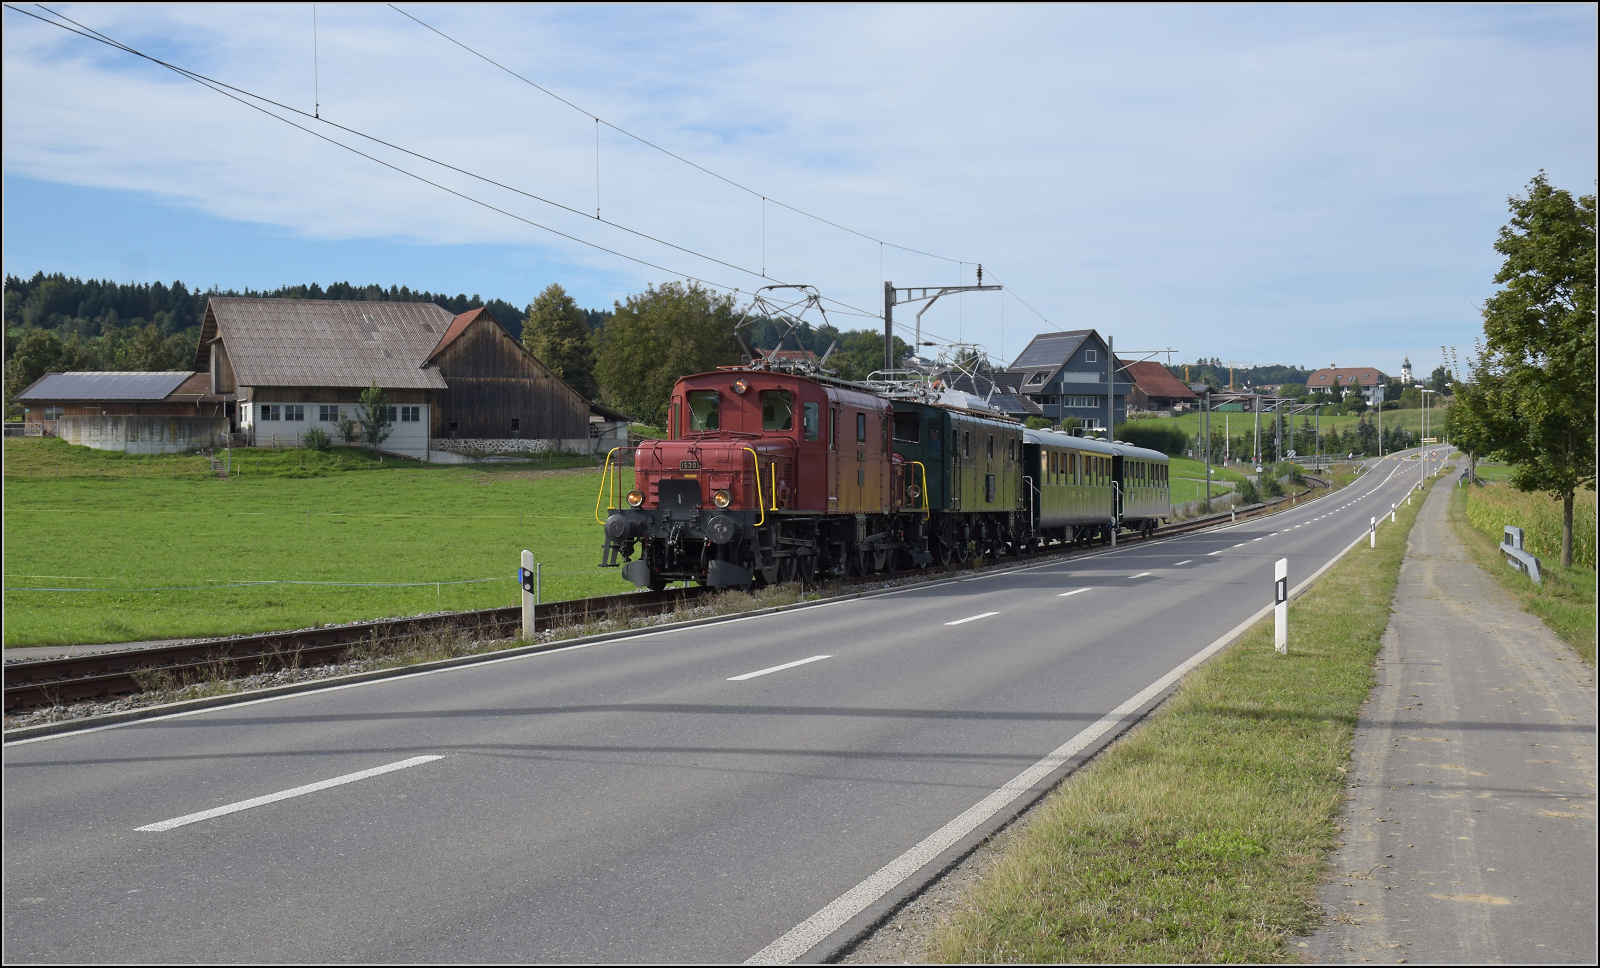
[[1465, 482, 1596, 569]]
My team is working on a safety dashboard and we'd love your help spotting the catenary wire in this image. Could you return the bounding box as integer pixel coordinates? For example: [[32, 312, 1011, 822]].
[[12, 4, 980, 342]]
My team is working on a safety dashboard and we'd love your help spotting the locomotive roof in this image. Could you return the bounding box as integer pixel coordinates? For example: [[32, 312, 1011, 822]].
[[1108, 441, 1169, 462], [1025, 427, 1117, 454]]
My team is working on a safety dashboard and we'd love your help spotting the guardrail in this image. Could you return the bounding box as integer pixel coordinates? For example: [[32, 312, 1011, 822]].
[[1500, 525, 1542, 584]]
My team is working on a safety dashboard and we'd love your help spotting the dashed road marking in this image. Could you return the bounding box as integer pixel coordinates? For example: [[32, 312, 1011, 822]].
[[729, 655, 832, 681], [137, 755, 443, 831], [945, 611, 1000, 626]]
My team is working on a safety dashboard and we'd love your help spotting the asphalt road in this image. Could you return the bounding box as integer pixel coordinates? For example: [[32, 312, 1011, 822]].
[[3, 451, 1446, 963]]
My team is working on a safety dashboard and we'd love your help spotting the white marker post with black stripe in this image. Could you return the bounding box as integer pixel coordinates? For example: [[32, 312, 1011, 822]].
[[520, 549, 536, 639], [1274, 557, 1288, 654]]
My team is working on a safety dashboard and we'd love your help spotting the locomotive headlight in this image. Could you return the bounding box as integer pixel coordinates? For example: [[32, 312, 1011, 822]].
[[713, 489, 732, 509], [626, 488, 644, 507], [732, 378, 750, 395], [906, 484, 922, 499]]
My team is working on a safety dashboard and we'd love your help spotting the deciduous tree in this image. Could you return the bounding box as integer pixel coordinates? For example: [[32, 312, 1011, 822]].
[[594, 281, 740, 428], [521, 283, 598, 400], [1467, 172, 1596, 567]]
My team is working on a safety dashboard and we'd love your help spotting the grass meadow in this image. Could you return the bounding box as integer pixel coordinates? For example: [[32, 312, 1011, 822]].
[[933, 474, 1436, 963], [3, 438, 629, 647], [1138, 404, 1448, 451]]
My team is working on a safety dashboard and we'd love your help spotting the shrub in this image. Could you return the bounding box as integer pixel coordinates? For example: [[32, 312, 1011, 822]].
[[1263, 475, 1284, 498], [1236, 477, 1261, 505], [337, 419, 361, 445], [300, 427, 331, 451], [1112, 421, 1187, 456]]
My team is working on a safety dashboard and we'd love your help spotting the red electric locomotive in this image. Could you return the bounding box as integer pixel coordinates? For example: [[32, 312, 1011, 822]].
[[600, 366, 923, 589]]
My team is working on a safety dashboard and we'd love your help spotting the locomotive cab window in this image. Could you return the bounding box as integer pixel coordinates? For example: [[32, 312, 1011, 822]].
[[829, 408, 838, 450], [803, 401, 820, 441], [893, 411, 920, 443], [986, 435, 994, 459], [963, 432, 970, 458], [926, 425, 942, 454], [856, 411, 867, 443], [760, 390, 794, 431], [687, 390, 721, 431]]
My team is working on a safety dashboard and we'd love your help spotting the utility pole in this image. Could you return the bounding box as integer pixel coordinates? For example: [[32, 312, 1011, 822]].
[[882, 275, 1001, 373], [1107, 334, 1116, 438], [1204, 389, 1212, 504]]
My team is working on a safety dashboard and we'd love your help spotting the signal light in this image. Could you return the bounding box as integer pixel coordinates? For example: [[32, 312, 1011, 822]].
[[713, 489, 732, 508], [626, 489, 644, 507]]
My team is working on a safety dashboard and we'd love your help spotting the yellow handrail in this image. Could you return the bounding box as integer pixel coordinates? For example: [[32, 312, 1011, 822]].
[[743, 447, 766, 527], [594, 447, 621, 523], [911, 461, 930, 520]]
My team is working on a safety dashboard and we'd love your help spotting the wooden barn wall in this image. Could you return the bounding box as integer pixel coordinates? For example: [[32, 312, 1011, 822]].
[[431, 320, 589, 439]]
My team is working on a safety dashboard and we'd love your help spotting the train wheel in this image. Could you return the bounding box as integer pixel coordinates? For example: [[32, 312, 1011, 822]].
[[955, 540, 971, 565], [777, 556, 797, 583], [935, 540, 953, 567], [648, 576, 668, 592], [873, 548, 890, 572], [798, 554, 817, 583]]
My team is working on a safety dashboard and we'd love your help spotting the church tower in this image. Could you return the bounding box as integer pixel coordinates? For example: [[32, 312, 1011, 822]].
[[1401, 355, 1413, 385]]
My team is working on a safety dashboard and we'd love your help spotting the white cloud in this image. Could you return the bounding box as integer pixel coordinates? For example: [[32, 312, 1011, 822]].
[[3, 2, 1594, 367]]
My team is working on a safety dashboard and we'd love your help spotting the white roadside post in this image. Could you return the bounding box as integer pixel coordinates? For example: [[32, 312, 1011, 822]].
[[1391, 503, 1396, 523], [1274, 557, 1288, 654], [1370, 516, 1376, 548], [520, 549, 536, 639]]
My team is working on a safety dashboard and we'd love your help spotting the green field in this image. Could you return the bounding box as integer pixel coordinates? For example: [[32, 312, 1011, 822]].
[[1133, 404, 1448, 451], [3, 438, 630, 647]]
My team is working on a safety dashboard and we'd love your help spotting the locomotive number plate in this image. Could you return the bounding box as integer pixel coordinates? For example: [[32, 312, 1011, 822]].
[[679, 460, 702, 470]]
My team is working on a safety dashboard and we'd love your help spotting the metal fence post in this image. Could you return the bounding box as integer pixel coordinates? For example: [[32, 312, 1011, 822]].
[[1274, 557, 1288, 654]]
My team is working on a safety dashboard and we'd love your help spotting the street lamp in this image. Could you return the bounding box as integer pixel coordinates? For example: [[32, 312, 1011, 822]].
[[1419, 388, 1439, 478]]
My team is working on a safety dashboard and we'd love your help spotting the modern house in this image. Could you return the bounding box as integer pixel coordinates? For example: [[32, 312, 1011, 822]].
[[1001, 329, 1133, 430]]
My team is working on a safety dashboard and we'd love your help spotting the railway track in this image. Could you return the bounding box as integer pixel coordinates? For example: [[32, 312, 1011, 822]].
[[3, 477, 1328, 713]]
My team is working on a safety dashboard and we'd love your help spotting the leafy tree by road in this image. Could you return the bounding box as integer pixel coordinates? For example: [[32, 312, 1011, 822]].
[[594, 281, 740, 427], [1455, 172, 1596, 567], [521, 283, 598, 400]]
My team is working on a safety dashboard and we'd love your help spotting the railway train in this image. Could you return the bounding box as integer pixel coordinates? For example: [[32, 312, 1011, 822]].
[[598, 363, 1170, 590]]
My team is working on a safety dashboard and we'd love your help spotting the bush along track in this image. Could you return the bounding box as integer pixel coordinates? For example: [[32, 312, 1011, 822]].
[[931, 476, 1440, 963]]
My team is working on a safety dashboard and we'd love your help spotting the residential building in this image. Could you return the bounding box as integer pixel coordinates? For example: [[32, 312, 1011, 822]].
[[1305, 367, 1387, 407], [1123, 361, 1198, 412], [13, 370, 231, 452], [1001, 329, 1132, 430]]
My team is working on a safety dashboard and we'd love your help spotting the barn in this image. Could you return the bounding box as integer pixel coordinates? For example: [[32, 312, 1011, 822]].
[[13, 370, 232, 453], [194, 297, 597, 460]]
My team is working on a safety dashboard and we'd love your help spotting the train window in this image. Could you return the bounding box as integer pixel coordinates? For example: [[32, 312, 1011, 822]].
[[1049, 451, 1057, 476], [687, 390, 721, 431], [987, 435, 994, 459], [963, 432, 970, 458], [1008, 439, 1016, 462], [926, 425, 942, 455], [760, 390, 794, 431], [856, 411, 867, 443], [803, 402, 820, 440], [829, 408, 837, 450], [893, 411, 920, 443], [882, 414, 890, 452]]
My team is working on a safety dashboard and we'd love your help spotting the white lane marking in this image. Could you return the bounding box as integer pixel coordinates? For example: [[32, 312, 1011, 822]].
[[744, 590, 1290, 964], [1233, 543, 1246, 548], [728, 655, 831, 681], [945, 611, 1000, 626], [1251, 537, 1264, 541], [1128, 572, 1153, 579], [1207, 549, 1225, 556], [1058, 588, 1091, 597], [137, 755, 442, 832], [1173, 560, 1193, 566]]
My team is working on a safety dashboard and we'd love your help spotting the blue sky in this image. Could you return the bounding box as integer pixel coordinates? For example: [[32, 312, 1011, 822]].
[[3, 3, 1594, 375]]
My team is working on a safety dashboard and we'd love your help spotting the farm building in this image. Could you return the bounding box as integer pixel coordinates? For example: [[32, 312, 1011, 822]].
[[1305, 366, 1387, 407], [1123, 361, 1198, 413], [12, 370, 232, 453], [194, 297, 602, 460]]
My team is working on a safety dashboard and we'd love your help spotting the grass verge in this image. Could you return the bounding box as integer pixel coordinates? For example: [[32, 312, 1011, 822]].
[[1448, 484, 1596, 665], [932, 478, 1435, 963]]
